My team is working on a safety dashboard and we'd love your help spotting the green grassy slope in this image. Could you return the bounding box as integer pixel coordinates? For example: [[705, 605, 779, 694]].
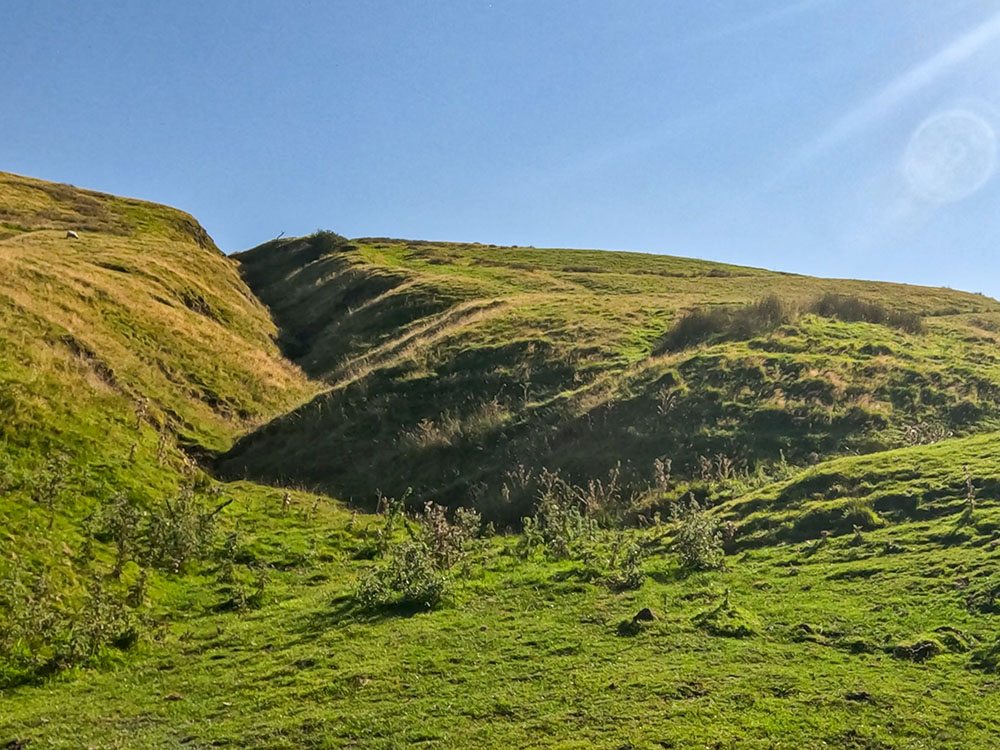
[[8, 436, 1000, 749], [0, 171, 321, 664], [221, 232, 1000, 523]]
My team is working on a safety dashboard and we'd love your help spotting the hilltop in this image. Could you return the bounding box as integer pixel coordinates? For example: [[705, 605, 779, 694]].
[[0, 170, 322, 684]]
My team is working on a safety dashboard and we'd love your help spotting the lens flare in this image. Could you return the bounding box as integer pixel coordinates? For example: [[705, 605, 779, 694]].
[[903, 110, 998, 203]]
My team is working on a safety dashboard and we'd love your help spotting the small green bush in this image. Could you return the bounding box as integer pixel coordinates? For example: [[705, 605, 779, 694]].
[[420, 502, 481, 569], [356, 541, 447, 610], [0, 566, 144, 688], [603, 533, 645, 591], [144, 484, 229, 573], [673, 498, 725, 571], [520, 471, 598, 560]]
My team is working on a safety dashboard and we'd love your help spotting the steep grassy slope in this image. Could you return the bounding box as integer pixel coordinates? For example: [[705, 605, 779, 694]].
[[0, 171, 320, 669], [221, 232, 1000, 522]]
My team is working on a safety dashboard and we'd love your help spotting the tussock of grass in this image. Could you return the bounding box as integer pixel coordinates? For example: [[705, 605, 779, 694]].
[[655, 295, 794, 352], [809, 292, 924, 333]]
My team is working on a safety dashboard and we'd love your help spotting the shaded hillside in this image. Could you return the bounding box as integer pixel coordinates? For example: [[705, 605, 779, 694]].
[[221, 232, 1000, 522]]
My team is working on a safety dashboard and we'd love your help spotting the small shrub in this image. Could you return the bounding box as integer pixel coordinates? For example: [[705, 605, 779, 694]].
[[33, 452, 72, 529], [216, 530, 241, 584], [374, 490, 409, 556], [0, 565, 144, 688], [94, 493, 141, 579], [356, 541, 447, 610], [604, 533, 646, 591], [576, 463, 635, 526], [673, 498, 725, 571], [144, 484, 230, 573], [520, 471, 598, 560], [419, 502, 481, 569]]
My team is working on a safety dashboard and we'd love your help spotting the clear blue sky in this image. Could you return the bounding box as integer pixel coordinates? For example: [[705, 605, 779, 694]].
[[3, 1, 1000, 294]]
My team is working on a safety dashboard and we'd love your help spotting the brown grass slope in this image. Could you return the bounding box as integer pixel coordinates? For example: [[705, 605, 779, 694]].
[[0, 170, 318, 454]]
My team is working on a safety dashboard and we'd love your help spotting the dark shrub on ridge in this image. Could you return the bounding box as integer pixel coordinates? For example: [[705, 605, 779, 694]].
[[808, 293, 923, 334], [656, 295, 794, 353]]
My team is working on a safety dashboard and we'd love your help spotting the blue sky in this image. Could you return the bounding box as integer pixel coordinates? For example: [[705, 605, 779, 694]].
[[3, 1, 1000, 294]]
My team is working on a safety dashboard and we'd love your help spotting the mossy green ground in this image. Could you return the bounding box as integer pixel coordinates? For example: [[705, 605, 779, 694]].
[[7, 472, 1000, 749]]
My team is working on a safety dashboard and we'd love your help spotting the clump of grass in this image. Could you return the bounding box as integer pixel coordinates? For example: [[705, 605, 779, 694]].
[[656, 295, 793, 353], [808, 293, 924, 333], [892, 637, 943, 662], [972, 634, 1000, 672], [657, 293, 924, 354], [693, 589, 759, 638], [902, 421, 953, 446]]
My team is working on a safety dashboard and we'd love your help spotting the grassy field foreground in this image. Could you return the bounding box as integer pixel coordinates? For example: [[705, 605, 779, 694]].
[[6, 452, 1000, 749]]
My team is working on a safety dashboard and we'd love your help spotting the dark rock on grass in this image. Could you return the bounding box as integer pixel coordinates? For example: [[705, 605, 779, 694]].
[[633, 607, 656, 622], [845, 690, 873, 702], [615, 607, 658, 636]]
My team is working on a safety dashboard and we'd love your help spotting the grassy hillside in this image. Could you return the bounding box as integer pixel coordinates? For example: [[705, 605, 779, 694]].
[[0, 171, 322, 685], [221, 231, 1000, 523], [9, 174, 1000, 749]]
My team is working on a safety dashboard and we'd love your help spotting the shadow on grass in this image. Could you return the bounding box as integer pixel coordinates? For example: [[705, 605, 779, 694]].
[[292, 592, 440, 639]]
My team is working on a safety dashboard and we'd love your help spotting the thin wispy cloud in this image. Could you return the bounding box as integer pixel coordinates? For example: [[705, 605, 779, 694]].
[[783, 10, 1000, 177], [690, 0, 838, 46]]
